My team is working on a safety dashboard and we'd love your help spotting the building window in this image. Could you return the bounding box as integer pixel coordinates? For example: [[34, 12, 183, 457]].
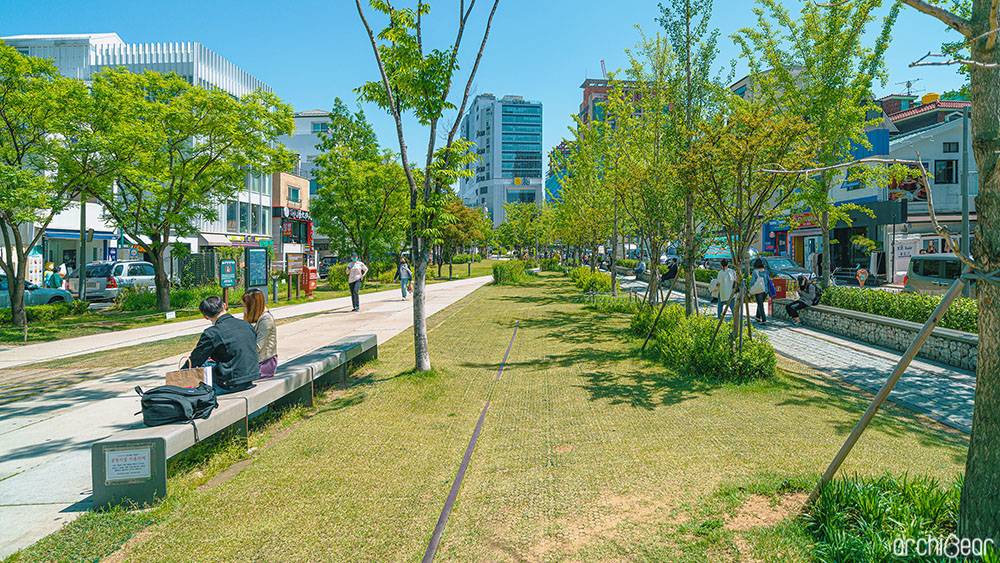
[[934, 160, 958, 184], [311, 122, 329, 134], [943, 142, 959, 153], [240, 202, 249, 232], [263, 206, 271, 235], [309, 179, 320, 196], [226, 201, 238, 232], [288, 186, 301, 203], [252, 204, 261, 234]]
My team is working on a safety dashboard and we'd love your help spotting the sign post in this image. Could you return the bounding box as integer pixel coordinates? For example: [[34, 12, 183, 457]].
[[857, 268, 869, 288], [220, 259, 237, 307], [287, 253, 304, 301]]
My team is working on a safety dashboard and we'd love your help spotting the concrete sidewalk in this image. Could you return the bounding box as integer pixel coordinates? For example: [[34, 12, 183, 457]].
[[606, 270, 975, 434], [0, 276, 490, 559], [0, 281, 482, 370]]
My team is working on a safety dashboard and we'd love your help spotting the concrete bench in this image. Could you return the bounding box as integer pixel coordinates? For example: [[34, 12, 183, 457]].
[[90, 333, 378, 509]]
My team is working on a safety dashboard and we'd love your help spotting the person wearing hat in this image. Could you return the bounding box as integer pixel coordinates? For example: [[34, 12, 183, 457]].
[[346, 253, 368, 312], [43, 262, 63, 289]]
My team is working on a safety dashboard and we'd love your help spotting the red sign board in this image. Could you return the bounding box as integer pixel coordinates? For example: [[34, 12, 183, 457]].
[[790, 212, 819, 229]]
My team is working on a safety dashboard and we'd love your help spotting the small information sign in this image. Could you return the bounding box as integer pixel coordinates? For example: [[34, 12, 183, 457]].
[[245, 247, 268, 288], [857, 268, 870, 288], [287, 253, 304, 275], [105, 447, 151, 483], [220, 259, 237, 288]]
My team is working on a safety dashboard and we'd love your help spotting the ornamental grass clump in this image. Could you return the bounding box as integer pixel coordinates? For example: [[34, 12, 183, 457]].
[[589, 295, 638, 314], [569, 267, 616, 293], [539, 258, 561, 271], [821, 286, 977, 333], [492, 261, 526, 285], [804, 474, 996, 563]]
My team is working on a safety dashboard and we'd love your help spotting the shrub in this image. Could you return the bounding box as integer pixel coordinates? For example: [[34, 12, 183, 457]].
[[114, 285, 248, 312], [540, 258, 561, 271], [694, 268, 718, 284], [589, 295, 639, 314], [452, 253, 474, 264], [822, 286, 977, 333], [113, 287, 157, 311], [377, 268, 395, 284], [618, 258, 638, 269], [473, 253, 483, 262], [649, 307, 776, 380], [569, 267, 617, 293], [522, 258, 538, 269], [805, 474, 983, 563], [492, 261, 526, 285], [1, 300, 92, 325], [327, 266, 349, 291]]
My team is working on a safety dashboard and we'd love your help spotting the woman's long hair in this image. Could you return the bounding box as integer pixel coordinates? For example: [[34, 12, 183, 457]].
[[243, 288, 267, 324]]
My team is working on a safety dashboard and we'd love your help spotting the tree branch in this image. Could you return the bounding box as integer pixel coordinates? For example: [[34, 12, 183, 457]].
[[898, 0, 973, 37]]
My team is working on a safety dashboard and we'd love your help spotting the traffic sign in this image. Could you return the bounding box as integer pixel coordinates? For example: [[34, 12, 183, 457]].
[[220, 260, 237, 288]]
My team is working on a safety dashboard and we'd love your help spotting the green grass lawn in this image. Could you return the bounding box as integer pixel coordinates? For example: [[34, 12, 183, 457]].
[[5, 272, 967, 562], [0, 260, 499, 345]]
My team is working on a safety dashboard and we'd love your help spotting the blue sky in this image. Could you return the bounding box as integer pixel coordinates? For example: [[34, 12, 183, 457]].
[[2, 0, 964, 168]]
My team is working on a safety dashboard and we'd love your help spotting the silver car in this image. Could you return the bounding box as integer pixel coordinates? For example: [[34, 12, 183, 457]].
[[66, 261, 157, 301], [0, 275, 75, 307], [903, 253, 971, 296]]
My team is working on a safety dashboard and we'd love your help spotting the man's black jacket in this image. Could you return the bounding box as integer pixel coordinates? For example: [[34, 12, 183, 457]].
[[189, 313, 259, 392]]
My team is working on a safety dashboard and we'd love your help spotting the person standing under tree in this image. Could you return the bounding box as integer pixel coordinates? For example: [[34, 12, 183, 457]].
[[346, 253, 368, 312], [712, 258, 738, 319], [749, 258, 769, 325], [394, 257, 412, 301]]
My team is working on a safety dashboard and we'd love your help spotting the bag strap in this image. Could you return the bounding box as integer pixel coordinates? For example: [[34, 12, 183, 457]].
[[134, 386, 144, 397], [189, 420, 200, 442]]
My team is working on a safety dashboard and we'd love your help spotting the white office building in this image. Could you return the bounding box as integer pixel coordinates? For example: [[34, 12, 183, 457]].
[[277, 109, 332, 256], [458, 94, 543, 227], [1, 33, 275, 276]]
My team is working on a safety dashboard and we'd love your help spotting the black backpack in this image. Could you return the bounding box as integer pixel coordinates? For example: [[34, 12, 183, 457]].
[[812, 284, 824, 305], [135, 383, 218, 431]]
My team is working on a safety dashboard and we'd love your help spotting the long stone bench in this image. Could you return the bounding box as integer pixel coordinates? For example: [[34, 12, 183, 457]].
[[90, 334, 378, 509]]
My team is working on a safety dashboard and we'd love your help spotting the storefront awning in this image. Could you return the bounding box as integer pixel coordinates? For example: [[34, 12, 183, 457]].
[[198, 233, 232, 247], [44, 228, 116, 241]]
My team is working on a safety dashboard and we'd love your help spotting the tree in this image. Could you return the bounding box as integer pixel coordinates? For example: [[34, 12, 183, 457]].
[[732, 0, 899, 287], [687, 96, 815, 348], [439, 196, 486, 261], [658, 0, 721, 316], [355, 0, 499, 372], [88, 69, 295, 311], [894, 0, 1000, 543], [556, 120, 615, 272], [497, 201, 539, 255], [311, 99, 409, 263], [0, 45, 104, 327]]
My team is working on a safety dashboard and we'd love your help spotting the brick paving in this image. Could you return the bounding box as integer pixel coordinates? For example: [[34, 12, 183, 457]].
[[609, 271, 975, 433]]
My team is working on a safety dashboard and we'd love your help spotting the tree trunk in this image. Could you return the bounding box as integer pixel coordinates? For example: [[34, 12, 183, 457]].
[[684, 191, 697, 316], [821, 209, 832, 287], [150, 248, 171, 311], [9, 269, 27, 327], [958, 27, 1000, 544], [413, 235, 431, 372], [590, 245, 597, 273], [611, 199, 619, 296]]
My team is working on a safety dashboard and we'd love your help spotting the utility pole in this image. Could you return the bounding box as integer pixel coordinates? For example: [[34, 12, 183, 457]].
[[78, 192, 87, 301]]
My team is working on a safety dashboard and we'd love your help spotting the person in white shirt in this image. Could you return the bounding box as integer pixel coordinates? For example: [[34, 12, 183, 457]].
[[346, 253, 368, 312], [714, 258, 738, 319]]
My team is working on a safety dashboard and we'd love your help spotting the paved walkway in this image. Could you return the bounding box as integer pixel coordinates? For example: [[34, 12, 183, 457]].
[[0, 276, 490, 559], [607, 271, 975, 434]]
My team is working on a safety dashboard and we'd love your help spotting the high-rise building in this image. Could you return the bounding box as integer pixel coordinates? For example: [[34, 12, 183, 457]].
[[458, 94, 543, 227], [1, 33, 276, 271]]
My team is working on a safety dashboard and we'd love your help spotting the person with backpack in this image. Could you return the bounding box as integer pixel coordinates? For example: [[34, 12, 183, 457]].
[[749, 259, 770, 324], [394, 257, 412, 300], [183, 296, 259, 395], [786, 276, 822, 324]]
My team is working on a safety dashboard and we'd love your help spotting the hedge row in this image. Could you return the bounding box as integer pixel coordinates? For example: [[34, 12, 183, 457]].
[[618, 258, 638, 269], [588, 295, 639, 314], [0, 300, 91, 324], [631, 305, 776, 381], [451, 253, 482, 264], [114, 285, 248, 312], [539, 258, 561, 272], [569, 267, 617, 293], [492, 261, 526, 285], [821, 286, 977, 333]]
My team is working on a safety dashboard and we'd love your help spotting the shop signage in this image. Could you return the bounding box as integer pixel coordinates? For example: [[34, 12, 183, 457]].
[[228, 235, 271, 248], [790, 212, 819, 229], [282, 222, 293, 236], [276, 207, 312, 222]]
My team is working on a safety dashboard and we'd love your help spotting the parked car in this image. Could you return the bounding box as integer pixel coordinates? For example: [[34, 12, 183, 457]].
[[904, 253, 972, 296], [66, 261, 157, 301], [0, 274, 75, 308], [762, 256, 815, 281], [317, 255, 339, 279]]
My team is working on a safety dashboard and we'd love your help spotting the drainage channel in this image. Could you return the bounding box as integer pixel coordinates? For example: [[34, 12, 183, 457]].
[[422, 320, 519, 563]]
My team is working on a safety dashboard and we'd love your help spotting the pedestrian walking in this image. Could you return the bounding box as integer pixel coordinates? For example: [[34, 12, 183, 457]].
[[394, 257, 412, 300], [749, 258, 769, 324], [242, 288, 277, 379], [786, 276, 821, 323], [710, 258, 738, 319], [346, 253, 368, 312]]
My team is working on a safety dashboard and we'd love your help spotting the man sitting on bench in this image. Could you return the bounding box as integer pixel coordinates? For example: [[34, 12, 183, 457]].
[[184, 296, 260, 395]]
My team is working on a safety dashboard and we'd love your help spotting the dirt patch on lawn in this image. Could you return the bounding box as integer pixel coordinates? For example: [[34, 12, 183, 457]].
[[101, 527, 156, 563], [725, 492, 807, 532]]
